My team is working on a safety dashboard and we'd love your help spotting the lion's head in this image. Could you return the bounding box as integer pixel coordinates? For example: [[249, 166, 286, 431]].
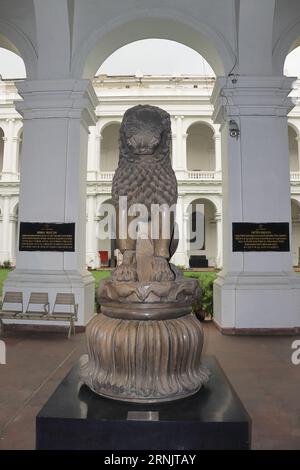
[[119, 105, 171, 162]]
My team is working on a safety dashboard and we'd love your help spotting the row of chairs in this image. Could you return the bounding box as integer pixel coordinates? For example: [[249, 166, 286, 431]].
[[0, 292, 78, 339]]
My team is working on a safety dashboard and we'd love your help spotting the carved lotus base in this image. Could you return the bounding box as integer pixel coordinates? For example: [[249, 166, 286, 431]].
[[81, 310, 209, 403]]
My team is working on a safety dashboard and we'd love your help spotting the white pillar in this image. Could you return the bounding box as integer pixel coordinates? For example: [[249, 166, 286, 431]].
[[213, 131, 222, 179], [296, 136, 300, 174], [0, 196, 10, 262], [171, 195, 189, 267], [11, 136, 21, 179], [1, 119, 15, 181], [174, 116, 187, 179], [215, 211, 223, 268], [4, 79, 98, 326], [171, 131, 177, 169], [9, 212, 18, 265], [87, 126, 100, 180], [86, 194, 99, 268], [211, 76, 300, 332]]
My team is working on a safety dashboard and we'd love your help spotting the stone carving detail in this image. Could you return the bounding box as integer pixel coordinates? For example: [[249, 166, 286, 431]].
[[81, 313, 209, 403], [82, 104, 209, 402]]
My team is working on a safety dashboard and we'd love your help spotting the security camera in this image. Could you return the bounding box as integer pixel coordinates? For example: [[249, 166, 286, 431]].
[[229, 119, 240, 139]]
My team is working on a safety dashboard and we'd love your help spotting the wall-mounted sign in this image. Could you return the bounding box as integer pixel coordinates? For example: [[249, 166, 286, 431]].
[[232, 223, 290, 252], [19, 222, 75, 252]]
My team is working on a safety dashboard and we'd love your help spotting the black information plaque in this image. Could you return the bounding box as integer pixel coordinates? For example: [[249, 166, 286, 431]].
[[232, 222, 290, 252], [19, 222, 75, 252]]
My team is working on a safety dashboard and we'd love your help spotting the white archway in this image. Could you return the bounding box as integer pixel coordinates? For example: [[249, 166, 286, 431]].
[[71, 11, 234, 78], [0, 22, 36, 78], [186, 197, 219, 268]]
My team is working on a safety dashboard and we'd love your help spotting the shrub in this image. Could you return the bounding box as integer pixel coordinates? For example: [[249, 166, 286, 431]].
[[2, 260, 12, 269], [185, 272, 217, 318]]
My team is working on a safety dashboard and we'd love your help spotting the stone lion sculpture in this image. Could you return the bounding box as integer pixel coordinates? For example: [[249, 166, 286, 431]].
[[112, 104, 178, 282], [83, 104, 209, 403]]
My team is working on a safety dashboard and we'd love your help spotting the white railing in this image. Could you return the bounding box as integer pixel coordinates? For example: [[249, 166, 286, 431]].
[[98, 170, 221, 182], [291, 172, 300, 181], [187, 171, 219, 181], [98, 171, 115, 181]]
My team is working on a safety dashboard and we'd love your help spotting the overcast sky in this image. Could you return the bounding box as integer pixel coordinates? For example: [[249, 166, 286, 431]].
[[0, 38, 300, 79]]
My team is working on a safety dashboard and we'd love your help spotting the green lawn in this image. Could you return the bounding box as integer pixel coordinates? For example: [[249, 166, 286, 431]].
[[91, 269, 218, 288], [0, 269, 12, 296], [0, 268, 218, 297]]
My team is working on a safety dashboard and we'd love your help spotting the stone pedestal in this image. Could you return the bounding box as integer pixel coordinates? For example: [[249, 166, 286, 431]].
[[82, 277, 209, 402], [36, 356, 251, 450]]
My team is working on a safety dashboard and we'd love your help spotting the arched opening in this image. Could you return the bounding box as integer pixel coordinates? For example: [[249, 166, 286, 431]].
[[0, 46, 26, 79], [291, 199, 300, 266], [85, 33, 222, 269], [288, 125, 299, 173], [283, 44, 300, 78], [186, 123, 215, 172], [0, 23, 36, 79], [73, 14, 232, 79], [187, 197, 217, 268], [0, 127, 4, 175], [100, 123, 120, 172]]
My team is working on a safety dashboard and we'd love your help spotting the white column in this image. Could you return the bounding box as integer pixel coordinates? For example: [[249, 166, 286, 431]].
[[211, 76, 300, 332], [86, 194, 99, 268], [171, 131, 177, 169], [1, 119, 14, 181], [213, 131, 222, 178], [4, 79, 98, 326], [171, 195, 189, 267], [0, 196, 10, 262], [296, 136, 300, 174], [174, 116, 187, 179], [11, 136, 21, 180], [215, 211, 223, 268], [87, 126, 100, 180], [9, 212, 18, 265]]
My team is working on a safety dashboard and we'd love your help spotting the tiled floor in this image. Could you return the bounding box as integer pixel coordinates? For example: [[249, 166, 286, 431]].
[[0, 322, 299, 449]]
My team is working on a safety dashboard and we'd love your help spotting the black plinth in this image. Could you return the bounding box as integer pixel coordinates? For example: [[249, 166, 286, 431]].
[[36, 356, 251, 450]]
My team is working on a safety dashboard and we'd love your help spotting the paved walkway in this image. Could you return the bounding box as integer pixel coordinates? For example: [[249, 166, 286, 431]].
[[0, 322, 299, 449]]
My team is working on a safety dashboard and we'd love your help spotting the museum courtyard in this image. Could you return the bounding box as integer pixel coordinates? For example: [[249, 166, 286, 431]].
[[2, 0, 300, 453]]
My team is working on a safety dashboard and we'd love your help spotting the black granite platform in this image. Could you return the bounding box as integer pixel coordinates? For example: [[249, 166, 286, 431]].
[[36, 356, 251, 450]]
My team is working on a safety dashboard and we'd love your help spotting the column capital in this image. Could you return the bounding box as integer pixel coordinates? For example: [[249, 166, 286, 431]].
[[15, 79, 98, 129], [211, 76, 295, 124]]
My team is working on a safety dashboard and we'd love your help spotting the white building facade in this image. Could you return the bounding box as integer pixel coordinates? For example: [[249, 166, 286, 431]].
[[1, 74, 300, 271]]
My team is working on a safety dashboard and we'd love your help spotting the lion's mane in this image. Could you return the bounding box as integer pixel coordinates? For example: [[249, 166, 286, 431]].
[[112, 105, 178, 212]]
